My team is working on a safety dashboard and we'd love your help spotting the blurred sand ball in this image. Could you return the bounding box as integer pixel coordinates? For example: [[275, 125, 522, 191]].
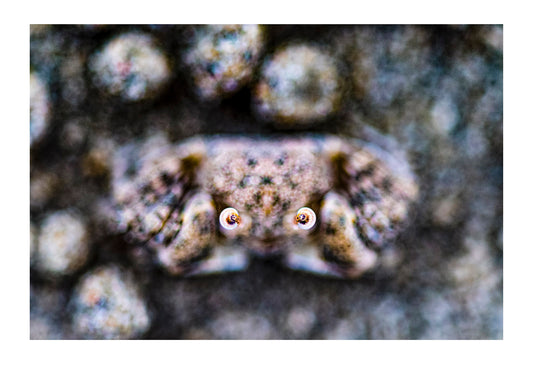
[[209, 311, 272, 339], [71, 265, 151, 339], [88, 32, 171, 102], [254, 44, 341, 125], [184, 24, 264, 100], [34, 210, 90, 277], [30, 72, 51, 146], [285, 307, 316, 337]]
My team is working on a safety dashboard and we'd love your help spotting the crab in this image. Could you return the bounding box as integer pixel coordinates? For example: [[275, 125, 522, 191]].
[[111, 133, 418, 278]]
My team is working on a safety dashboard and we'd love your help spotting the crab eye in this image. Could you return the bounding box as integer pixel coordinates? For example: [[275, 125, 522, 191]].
[[219, 207, 241, 230], [294, 207, 316, 230]]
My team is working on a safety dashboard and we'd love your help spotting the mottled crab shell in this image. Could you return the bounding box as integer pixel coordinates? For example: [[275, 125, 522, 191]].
[[111, 134, 418, 278]]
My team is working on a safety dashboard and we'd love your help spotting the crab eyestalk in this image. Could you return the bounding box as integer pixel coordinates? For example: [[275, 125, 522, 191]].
[[219, 207, 241, 230], [294, 207, 317, 230]]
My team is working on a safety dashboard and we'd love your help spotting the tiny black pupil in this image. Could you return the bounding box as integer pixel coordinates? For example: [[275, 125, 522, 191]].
[[298, 214, 308, 223], [227, 214, 236, 224]]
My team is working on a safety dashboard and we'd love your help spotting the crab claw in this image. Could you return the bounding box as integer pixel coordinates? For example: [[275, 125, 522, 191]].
[[320, 191, 377, 277], [152, 191, 217, 275]]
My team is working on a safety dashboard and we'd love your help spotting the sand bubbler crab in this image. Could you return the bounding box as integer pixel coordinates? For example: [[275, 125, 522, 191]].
[[112, 133, 418, 278]]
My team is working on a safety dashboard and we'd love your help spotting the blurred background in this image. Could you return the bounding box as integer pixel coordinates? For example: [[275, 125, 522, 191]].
[[30, 24, 502, 339]]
